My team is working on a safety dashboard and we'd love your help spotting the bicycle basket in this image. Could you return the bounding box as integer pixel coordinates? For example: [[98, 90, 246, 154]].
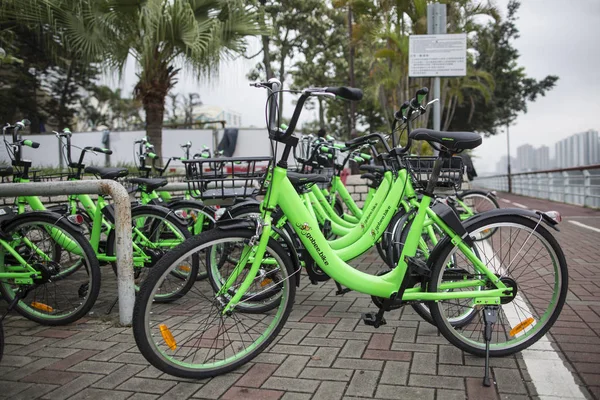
[[31, 171, 73, 182], [404, 156, 464, 191], [183, 156, 272, 200]]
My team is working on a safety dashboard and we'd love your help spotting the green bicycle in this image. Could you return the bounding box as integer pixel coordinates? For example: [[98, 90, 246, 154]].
[[133, 82, 567, 386], [2, 123, 197, 302]]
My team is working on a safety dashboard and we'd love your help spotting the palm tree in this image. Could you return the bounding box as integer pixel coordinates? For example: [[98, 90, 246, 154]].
[[5, 0, 261, 160]]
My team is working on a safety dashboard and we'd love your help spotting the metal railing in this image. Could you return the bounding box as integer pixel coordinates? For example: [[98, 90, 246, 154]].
[[475, 165, 600, 208], [0, 180, 135, 325]]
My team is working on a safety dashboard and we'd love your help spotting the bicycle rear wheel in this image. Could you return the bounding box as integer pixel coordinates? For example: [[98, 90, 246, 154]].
[[0, 211, 101, 325], [108, 205, 197, 302], [429, 214, 568, 357], [133, 228, 296, 379], [0, 319, 4, 363]]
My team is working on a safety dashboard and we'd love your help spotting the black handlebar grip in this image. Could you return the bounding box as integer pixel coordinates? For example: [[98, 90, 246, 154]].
[[410, 87, 429, 108], [325, 87, 363, 101], [395, 101, 411, 120], [30, 141, 40, 149]]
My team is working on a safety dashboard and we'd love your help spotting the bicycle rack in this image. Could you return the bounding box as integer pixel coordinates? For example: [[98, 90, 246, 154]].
[[0, 180, 134, 326]]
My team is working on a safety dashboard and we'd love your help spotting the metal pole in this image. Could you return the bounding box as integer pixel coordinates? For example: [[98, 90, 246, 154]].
[[506, 123, 512, 193], [427, 3, 446, 132], [0, 180, 134, 326]]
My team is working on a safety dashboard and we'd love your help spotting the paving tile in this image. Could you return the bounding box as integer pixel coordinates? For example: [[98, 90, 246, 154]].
[[346, 370, 380, 397], [313, 381, 347, 400], [465, 377, 499, 400], [92, 364, 146, 389], [339, 340, 368, 358], [262, 377, 320, 394], [0, 380, 33, 397], [46, 350, 101, 371], [21, 369, 81, 385], [374, 384, 435, 400], [362, 349, 412, 361], [306, 346, 340, 367], [68, 360, 124, 374], [332, 358, 384, 371], [222, 386, 283, 400], [68, 388, 133, 400], [299, 367, 353, 381], [117, 377, 177, 395], [493, 368, 527, 395], [41, 373, 104, 400], [192, 373, 241, 399], [236, 363, 279, 388], [408, 374, 464, 390], [380, 361, 409, 386], [274, 355, 310, 378], [161, 382, 203, 400], [11, 383, 59, 400]]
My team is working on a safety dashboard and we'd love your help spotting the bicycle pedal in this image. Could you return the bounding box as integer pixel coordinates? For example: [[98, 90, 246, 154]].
[[336, 287, 351, 296], [361, 312, 386, 328], [406, 256, 431, 277]]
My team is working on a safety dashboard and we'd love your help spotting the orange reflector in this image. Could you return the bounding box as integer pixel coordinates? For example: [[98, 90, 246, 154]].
[[510, 317, 535, 336], [260, 278, 273, 287], [159, 324, 177, 350], [178, 265, 191, 273], [31, 302, 53, 313]]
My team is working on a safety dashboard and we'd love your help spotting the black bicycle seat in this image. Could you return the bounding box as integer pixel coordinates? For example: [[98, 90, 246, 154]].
[[129, 177, 168, 192], [409, 129, 482, 151], [84, 166, 129, 180], [288, 172, 329, 188], [359, 165, 385, 174], [0, 166, 14, 177]]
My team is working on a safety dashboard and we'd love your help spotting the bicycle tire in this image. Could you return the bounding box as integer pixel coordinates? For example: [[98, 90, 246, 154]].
[[166, 200, 216, 280], [133, 228, 296, 379], [0, 211, 101, 325], [107, 205, 197, 302], [428, 214, 568, 357], [0, 319, 4, 363]]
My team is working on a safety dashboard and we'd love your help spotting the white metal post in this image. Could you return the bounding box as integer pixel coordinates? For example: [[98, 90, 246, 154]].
[[427, 3, 446, 132], [0, 180, 134, 325]]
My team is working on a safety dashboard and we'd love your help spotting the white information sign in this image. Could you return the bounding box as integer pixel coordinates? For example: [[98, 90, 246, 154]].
[[409, 34, 467, 77]]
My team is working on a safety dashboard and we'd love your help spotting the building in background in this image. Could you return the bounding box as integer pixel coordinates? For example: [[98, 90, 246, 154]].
[[555, 129, 599, 168], [192, 105, 242, 129], [496, 155, 517, 174], [534, 145, 550, 171], [516, 144, 536, 172]]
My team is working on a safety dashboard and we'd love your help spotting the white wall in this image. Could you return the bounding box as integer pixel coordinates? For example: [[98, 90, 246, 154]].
[[0, 128, 282, 168]]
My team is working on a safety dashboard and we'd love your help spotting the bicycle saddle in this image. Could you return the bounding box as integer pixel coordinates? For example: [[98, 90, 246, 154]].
[[84, 166, 129, 180], [0, 166, 13, 177], [409, 129, 482, 151], [128, 177, 168, 192], [359, 165, 385, 174], [288, 172, 329, 187]]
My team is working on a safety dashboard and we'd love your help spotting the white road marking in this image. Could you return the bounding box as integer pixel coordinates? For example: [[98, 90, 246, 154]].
[[500, 199, 512, 204], [568, 220, 600, 233], [478, 239, 586, 399], [511, 202, 528, 209]]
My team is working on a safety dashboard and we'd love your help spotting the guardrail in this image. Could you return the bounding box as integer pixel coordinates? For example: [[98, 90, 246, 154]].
[[475, 165, 600, 208], [0, 180, 135, 325]]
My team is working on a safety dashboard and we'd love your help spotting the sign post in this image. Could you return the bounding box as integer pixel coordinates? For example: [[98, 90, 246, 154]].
[[409, 3, 466, 132]]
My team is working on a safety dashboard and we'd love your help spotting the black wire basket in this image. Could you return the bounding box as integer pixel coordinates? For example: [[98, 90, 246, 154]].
[[404, 156, 464, 191], [31, 171, 73, 182], [183, 157, 272, 200]]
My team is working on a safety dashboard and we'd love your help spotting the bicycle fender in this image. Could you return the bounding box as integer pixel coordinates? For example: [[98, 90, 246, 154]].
[[215, 218, 302, 287], [464, 208, 559, 231]]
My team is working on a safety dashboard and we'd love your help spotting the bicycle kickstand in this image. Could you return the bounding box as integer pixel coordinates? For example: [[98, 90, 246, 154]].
[[482, 305, 499, 387], [106, 296, 119, 315], [1, 287, 27, 323]]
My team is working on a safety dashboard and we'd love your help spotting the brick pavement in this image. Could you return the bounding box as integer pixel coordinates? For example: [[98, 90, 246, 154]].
[[0, 192, 598, 400]]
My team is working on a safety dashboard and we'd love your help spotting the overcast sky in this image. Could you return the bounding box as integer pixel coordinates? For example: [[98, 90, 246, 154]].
[[111, 0, 600, 174]]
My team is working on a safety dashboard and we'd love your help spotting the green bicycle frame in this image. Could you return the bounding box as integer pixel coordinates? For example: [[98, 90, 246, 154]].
[[222, 165, 509, 312]]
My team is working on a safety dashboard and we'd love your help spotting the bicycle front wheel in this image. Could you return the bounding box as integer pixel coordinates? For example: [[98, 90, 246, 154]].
[[429, 214, 568, 357], [133, 228, 296, 379], [0, 211, 101, 325]]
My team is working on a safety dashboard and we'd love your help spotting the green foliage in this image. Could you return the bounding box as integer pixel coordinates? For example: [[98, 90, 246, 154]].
[[447, 0, 558, 135], [5, 0, 261, 159]]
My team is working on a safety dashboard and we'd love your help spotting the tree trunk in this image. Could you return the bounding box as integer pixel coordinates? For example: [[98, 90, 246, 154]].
[[262, 34, 274, 80], [144, 96, 165, 163], [318, 97, 325, 129], [347, 5, 356, 133], [58, 60, 74, 129]]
